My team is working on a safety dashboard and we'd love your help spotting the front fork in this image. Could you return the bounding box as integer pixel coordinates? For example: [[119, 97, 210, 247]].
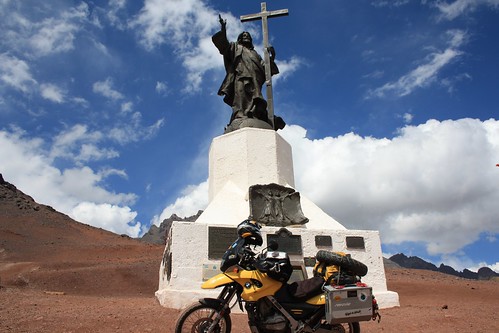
[[201, 285, 240, 333]]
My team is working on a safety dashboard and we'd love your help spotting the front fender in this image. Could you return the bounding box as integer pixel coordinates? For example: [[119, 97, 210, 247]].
[[201, 273, 233, 289], [199, 298, 226, 311]]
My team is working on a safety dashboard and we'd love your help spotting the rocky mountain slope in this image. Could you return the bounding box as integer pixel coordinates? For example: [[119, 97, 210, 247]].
[[389, 253, 498, 281], [0, 173, 163, 295], [140, 210, 202, 244]]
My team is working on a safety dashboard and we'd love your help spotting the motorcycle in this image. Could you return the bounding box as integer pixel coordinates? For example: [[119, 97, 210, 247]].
[[175, 220, 380, 333]]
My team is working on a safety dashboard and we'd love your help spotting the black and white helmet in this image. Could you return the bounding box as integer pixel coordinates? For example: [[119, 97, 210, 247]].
[[237, 219, 263, 246]]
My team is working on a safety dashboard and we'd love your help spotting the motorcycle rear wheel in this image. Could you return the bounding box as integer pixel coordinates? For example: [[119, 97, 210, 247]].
[[332, 322, 360, 333], [174, 302, 232, 333]]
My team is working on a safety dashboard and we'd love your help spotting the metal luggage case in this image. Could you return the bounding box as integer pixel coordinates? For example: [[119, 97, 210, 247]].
[[324, 285, 373, 324]]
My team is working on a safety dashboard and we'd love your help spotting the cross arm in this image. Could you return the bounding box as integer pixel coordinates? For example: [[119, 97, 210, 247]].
[[240, 9, 289, 22]]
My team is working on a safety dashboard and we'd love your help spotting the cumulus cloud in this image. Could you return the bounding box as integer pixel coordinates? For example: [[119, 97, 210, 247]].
[[436, 0, 499, 20], [0, 127, 141, 237], [151, 181, 208, 226], [280, 119, 499, 256], [367, 30, 467, 98], [157, 119, 499, 264], [72, 202, 140, 236]]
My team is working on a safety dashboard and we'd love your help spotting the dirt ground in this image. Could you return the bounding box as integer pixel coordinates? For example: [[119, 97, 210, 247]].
[[1, 184, 498, 332], [1, 266, 498, 333]]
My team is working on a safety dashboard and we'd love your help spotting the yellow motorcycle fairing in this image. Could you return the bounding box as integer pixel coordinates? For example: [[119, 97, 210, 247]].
[[202, 269, 282, 302]]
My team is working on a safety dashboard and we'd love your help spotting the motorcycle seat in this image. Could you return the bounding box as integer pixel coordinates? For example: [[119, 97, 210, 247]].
[[275, 276, 324, 302]]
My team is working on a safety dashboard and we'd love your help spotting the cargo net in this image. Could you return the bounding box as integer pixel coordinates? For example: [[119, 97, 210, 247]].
[[313, 251, 368, 286]]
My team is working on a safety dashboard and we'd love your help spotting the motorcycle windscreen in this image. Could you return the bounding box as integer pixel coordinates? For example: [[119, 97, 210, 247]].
[[220, 237, 245, 272]]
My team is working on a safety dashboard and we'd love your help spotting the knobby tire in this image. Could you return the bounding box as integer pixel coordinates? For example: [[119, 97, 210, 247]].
[[174, 302, 232, 333]]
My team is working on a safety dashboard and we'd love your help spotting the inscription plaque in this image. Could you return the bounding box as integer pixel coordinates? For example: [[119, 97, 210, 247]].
[[346, 236, 365, 249], [303, 256, 316, 267], [267, 228, 302, 255], [208, 227, 238, 259], [315, 235, 332, 247]]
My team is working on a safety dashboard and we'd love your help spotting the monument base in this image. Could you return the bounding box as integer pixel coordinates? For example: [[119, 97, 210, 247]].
[[157, 128, 399, 310], [156, 222, 399, 309]]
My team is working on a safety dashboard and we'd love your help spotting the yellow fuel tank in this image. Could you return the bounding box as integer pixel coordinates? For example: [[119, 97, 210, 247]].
[[202, 269, 283, 302]]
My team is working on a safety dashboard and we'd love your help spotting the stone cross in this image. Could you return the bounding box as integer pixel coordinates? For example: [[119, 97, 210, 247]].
[[240, 2, 288, 129]]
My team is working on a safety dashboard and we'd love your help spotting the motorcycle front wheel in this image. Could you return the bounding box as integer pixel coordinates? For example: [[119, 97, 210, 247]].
[[174, 302, 232, 333]]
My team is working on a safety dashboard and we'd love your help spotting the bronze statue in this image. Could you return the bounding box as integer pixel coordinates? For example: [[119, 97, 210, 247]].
[[212, 15, 285, 133]]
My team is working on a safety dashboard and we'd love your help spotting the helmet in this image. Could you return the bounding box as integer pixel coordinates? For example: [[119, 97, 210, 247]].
[[237, 220, 263, 246]]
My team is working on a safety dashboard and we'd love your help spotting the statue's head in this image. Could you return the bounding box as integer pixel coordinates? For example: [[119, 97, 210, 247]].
[[237, 31, 253, 49]]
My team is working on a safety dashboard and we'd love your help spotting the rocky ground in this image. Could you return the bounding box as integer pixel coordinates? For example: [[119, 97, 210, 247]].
[[1, 266, 498, 333], [1, 176, 498, 332]]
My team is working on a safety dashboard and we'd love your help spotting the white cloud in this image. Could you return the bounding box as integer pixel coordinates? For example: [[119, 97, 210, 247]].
[[368, 30, 466, 98], [108, 114, 165, 145], [50, 124, 120, 163], [151, 181, 208, 226], [159, 118, 499, 258], [0, 128, 141, 236], [372, 0, 410, 7], [402, 112, 413, 124], [437, 0, 499, 20], [0, 53, 37, 93], [132, 0, 266, 92], [106, 0, 127, 29], [40, 83, 65, 103], [93, 77, 124, 100], [2, 2, 90, 57], [155, 81, 169, 96], [131, 0, 217, 51], [280, 119, 499, 255], [72, 202, 140, 237], [131, 0, 300, 93], [121, 101, 133, 113], [274, 56, 306, 84]]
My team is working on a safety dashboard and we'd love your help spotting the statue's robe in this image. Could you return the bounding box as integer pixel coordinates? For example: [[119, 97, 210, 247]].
[[212, 29, 279, 123]]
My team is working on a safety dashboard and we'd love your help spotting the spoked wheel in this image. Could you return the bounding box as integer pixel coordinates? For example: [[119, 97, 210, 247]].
[[331, 322, 360, 333], [174, 303, 232, 333]]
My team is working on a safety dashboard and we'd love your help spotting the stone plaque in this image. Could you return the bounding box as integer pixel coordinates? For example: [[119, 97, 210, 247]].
[[208, 227, 238, 259], [267, 228, 302, 255], [315, 235, 332, 247], [249, 183, 308, 227], [346, 236, 365, 249], [303, 256, 317, 267]]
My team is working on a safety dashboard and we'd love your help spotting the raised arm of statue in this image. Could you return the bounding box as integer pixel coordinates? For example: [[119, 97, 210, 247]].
[[213, 15, 230, 55], [218, 14, 226, 32]]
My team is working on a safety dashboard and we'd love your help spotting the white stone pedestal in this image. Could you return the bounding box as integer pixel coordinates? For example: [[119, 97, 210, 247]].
[[155, 128, 399, 309]]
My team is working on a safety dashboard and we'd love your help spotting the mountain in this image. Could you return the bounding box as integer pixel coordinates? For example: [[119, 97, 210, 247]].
[[140, 210, 202, 244], [389, 253, 498, 281], [0, 173, 163, 294]]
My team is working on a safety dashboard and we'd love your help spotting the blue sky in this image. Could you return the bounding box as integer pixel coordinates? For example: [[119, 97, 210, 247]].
[[1, 0, 498, 272]]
